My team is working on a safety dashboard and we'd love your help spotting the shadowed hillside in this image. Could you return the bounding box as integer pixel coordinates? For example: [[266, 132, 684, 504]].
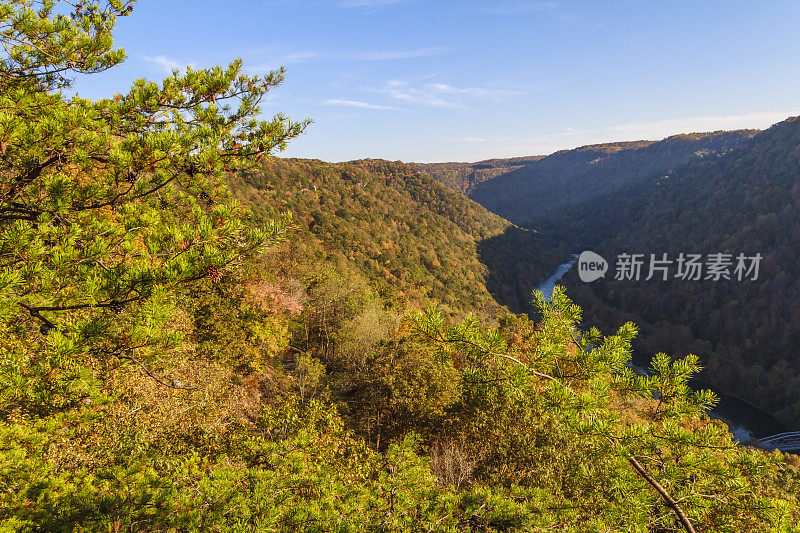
[[420, 121, 800, 428], [548, 116, 800, 427], [472, 132, 757, 226], [419, 132, 758, 228]]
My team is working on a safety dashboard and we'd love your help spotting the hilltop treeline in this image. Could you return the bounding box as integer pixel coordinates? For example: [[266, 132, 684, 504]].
[[411, 155, 545, 195]]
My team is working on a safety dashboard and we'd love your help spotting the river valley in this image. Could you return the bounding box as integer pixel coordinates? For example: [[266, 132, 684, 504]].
[[534, 256, 789, 444]]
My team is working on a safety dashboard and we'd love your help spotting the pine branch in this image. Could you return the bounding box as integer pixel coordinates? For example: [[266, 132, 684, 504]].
[[627, 454, 696, 533]]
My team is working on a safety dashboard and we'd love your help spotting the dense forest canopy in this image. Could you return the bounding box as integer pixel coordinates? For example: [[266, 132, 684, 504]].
[[3, 2, 800, 532], [233, 157, 514, 316]]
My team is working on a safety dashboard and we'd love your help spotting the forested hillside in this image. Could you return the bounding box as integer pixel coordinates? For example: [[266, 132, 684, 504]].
[[234, 157, 515, 315], [546, 116, 800, 428], [4, 3, 800, 532], [416, 135, 756, 317], [420, 132, 757, 226], [231, 158, 566, 316]]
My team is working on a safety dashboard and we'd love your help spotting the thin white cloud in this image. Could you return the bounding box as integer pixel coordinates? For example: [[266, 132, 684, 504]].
[[283, 51, 319, 63], [595, 110, 800, 140], [428, 83, 523, 100], [249, 50, 318, 73], [378, 79, 523, 108], [248, 47, 445, 73], [324, 98, 400, 110], [382, 80, 464, 108], [141, 55, 195, 74]]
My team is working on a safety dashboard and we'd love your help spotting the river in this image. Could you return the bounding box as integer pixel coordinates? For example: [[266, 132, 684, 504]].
[[534, 256, 787, 443], [535, 254, 578, 300]]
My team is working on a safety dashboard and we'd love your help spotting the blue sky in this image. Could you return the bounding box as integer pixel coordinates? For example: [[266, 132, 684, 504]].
[[73, 0, 800, 162]]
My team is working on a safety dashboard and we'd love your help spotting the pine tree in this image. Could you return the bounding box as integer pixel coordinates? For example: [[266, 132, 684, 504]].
[[0, 0, 307, 413]]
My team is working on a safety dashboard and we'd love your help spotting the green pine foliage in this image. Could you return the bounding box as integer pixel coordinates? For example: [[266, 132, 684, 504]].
[[2, 2, 800, 532], [0, 0, 307, 415]]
